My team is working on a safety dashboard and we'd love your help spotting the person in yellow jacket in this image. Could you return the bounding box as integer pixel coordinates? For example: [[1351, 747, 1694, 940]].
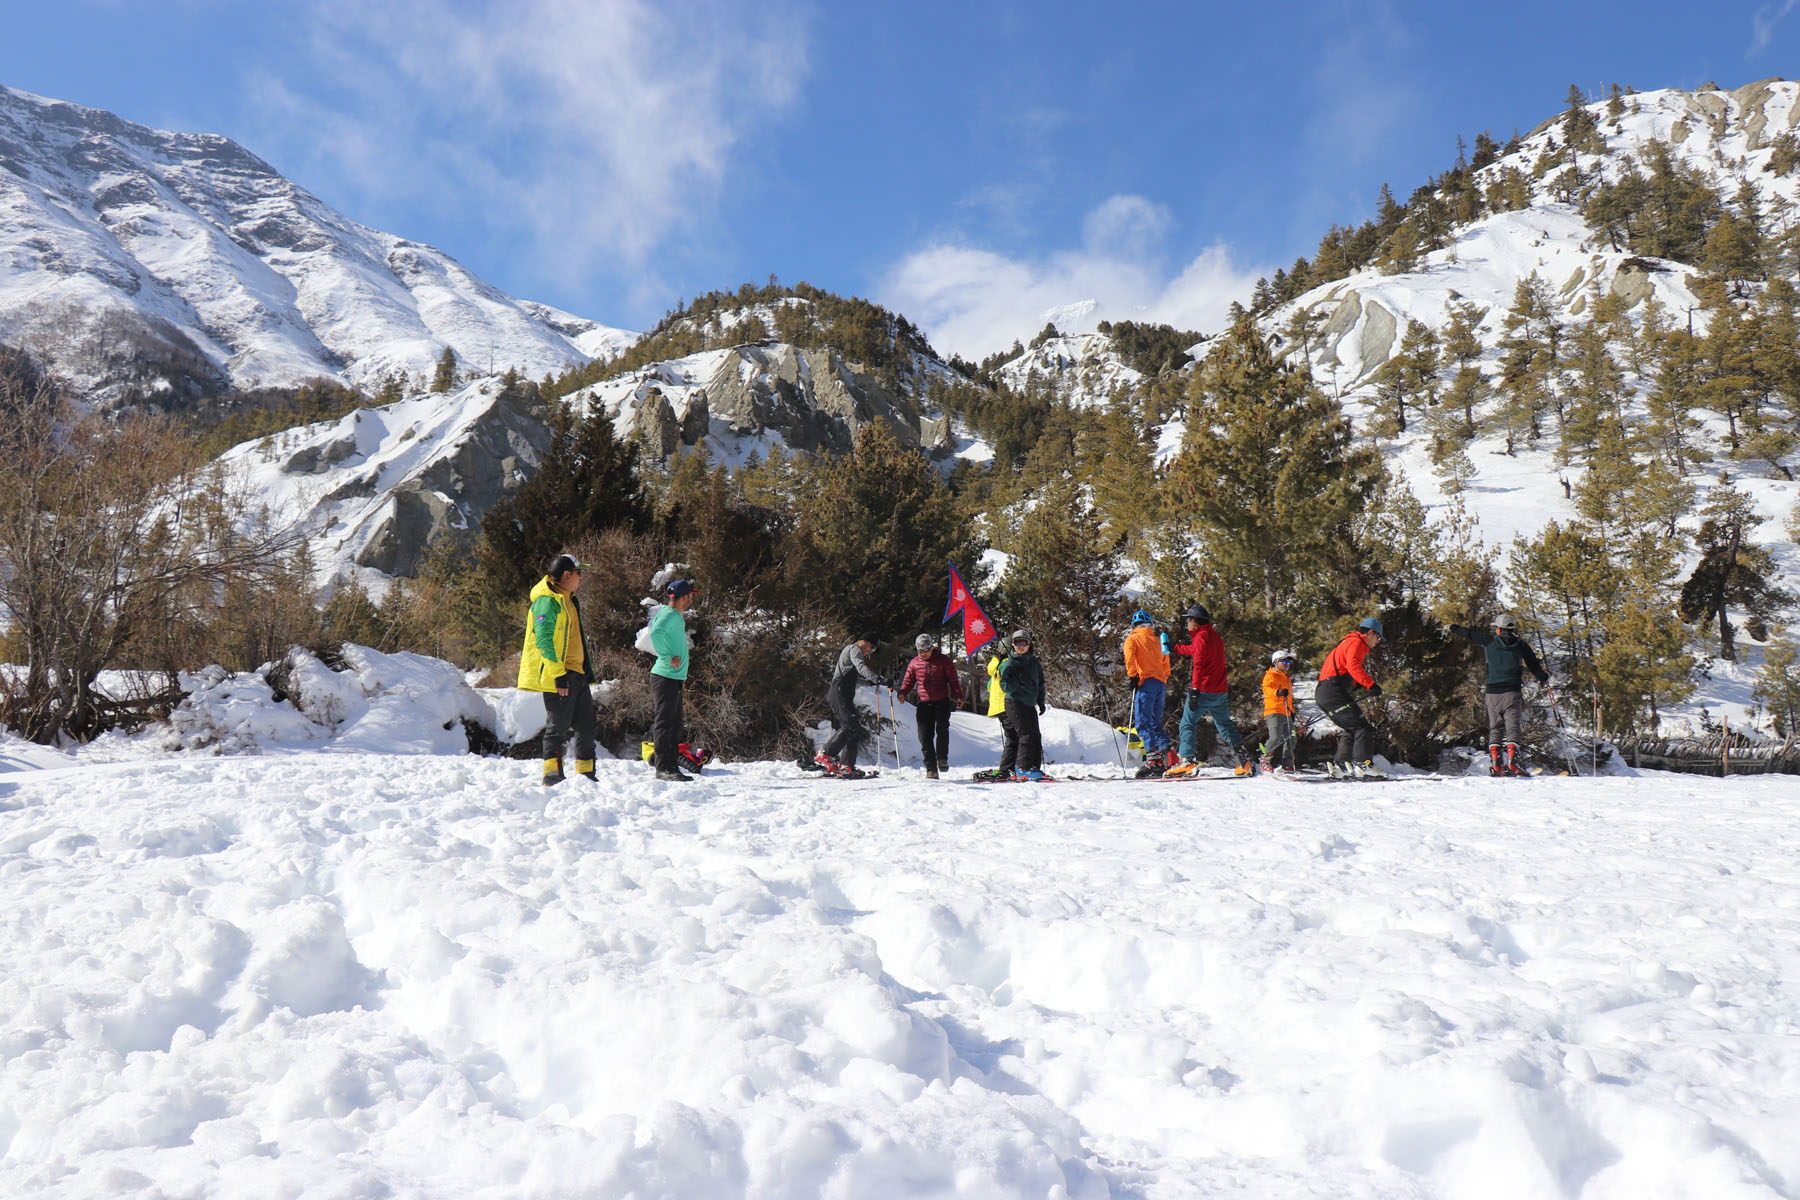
[[518, 554, 598, 785], [1122, 609, 1173, 775], [972, 646, 1017, 781], [1260, 649, 1300, 774]]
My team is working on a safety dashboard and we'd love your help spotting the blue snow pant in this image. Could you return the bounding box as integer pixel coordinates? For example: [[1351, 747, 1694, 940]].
[[1179, 690, 1243, 761], [1131, 678, 1171, 754]]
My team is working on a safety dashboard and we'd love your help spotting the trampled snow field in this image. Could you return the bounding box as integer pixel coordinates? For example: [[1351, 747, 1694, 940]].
[[3, 742, 1797, 1198]]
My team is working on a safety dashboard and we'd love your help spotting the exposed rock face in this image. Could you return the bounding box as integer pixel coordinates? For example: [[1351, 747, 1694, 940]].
[[581, 342, 954, 465], [349, 388, 550, 576]]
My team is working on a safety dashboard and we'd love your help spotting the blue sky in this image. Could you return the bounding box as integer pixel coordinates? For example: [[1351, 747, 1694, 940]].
[[3, 0, 1797, 357]]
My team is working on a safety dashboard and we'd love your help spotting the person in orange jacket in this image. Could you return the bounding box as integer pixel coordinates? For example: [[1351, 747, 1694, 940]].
[[1122, 609, 1173, 774], [1316, 617, 1383, 777], [1261, 649, 1300, 773]]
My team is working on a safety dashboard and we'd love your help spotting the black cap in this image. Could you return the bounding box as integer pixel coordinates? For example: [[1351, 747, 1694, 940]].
[[1185, 604, 1211, 623], [547, 553, 588, 580]]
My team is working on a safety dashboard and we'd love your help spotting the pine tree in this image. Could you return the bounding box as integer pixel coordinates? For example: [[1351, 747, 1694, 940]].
[[1593, 597, 1694, 734], [432, 347, 459, 393], [1496, 272, 1561, 450], [1155, 319, 1382, 655], [794, 422, 979, 641], [1001, 479, 1128, 709], [476, 399, 649, 601], [1561, 317, 1625, 467], [1752, 632, 1800, 736], [1372, 323, 1439, 435], [1678, 485, 1792, 661]]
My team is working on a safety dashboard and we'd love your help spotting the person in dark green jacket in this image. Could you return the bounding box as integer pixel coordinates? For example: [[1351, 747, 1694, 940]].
[[649, 578, 699, 782], [998, 629, 1047, 780], [1450, 612, 1549, 776]]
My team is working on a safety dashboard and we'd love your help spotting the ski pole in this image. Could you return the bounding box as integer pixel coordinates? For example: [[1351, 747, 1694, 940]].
[[1099, 681, 1126, 771], [1545, 684, 1579, 776], [887, 686, 902, 771]]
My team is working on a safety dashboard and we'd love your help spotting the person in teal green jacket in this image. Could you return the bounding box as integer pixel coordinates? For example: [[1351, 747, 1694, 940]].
[[649, 578, 698, 781]]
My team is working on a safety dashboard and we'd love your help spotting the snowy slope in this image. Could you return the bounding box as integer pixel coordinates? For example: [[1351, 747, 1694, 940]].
[[3, 734, 1796, 1197], [0, 83, 633, 404]]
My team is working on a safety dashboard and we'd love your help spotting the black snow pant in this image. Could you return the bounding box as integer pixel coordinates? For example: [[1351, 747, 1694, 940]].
[[915, 698, 952, 768], [650, 674, 685, 771], [1005, 698, 1043, 772], [821, 687, 866, 770], [996, 710, 1018, 775], [1315, 676, 1372, 764], [542, 672, 597, 765]]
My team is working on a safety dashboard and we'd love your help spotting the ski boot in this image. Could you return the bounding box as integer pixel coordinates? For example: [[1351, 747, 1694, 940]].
[[1162, 758, 1199, 778], [973, 766, 1012, 782], [1013, 768, 1048, 781], [575, 758, 596, 782], [812, 752, 840, 774], [1504, 744, 1527, 776], [1351, 759, 1384, 780], [1488, 745, 1504, 776], [1233, 747, 1258, 776], [1325, 760, 1348, 779], [542, 756, 565, 786]]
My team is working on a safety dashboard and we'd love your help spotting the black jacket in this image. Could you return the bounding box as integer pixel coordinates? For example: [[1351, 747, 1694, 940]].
[[1451, 625, 1548, 694]]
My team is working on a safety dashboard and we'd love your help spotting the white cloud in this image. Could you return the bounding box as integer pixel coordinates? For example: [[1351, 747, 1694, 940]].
[[1750, 0, 1798, 55], [878, 195, 1265, 360], [245, 0, 807, 301]]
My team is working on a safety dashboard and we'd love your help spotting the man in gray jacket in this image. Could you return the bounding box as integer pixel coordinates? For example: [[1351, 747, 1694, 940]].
[[815, 633, 885, 778]]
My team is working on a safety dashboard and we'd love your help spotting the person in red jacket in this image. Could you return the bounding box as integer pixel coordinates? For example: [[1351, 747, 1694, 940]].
[[1165, 604, 1255, 777], [899, 633, 965, 779], [1316, 616, 1383, 777]]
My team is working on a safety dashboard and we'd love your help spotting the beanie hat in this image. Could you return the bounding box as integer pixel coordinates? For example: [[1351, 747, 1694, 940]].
[[1184, 604, 1211, 624], [915, 633, 935, 651]]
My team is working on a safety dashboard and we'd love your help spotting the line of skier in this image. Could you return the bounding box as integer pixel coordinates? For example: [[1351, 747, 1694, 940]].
[[517, 553, 1553, 784]]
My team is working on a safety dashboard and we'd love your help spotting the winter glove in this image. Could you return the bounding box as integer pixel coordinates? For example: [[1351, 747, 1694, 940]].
[[1367, 683, 1383, 697], [1037, 701, 1047, 716], [1128, 675, 1140, 691]]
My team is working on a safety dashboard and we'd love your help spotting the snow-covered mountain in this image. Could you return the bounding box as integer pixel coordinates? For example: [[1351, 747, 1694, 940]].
[[0, 83, 633, 405]]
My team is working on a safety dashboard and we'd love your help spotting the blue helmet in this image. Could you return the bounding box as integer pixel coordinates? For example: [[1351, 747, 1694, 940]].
[[1359, 617, 1384, 637], [1131, 609, 1155, 626]]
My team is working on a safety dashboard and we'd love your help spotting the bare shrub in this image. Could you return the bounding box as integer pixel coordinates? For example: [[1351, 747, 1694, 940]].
[[0, 354, 297, 741]]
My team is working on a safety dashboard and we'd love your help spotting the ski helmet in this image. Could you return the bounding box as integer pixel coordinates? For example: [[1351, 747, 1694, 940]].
[[1011, 628, 1034, 645], [1184, 604, 1211, 624], [1271, 648, 1296, 666], [1494, 613, 1519, 631], [1131, 609, 1155, 626], [915, 633, 935, 651], [1358, 617, 1384, 637]]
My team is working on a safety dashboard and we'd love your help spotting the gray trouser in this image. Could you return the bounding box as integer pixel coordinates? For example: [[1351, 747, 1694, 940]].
[[1264, 713, 1296, 770], [1485, 690, 1524, 748]]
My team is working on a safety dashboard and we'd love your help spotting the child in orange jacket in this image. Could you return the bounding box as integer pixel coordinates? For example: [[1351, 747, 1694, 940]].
[[1261, 649, 1300, 772]]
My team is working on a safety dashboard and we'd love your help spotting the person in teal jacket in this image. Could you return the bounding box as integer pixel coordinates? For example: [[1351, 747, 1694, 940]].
[[649, 577, 698, 781]]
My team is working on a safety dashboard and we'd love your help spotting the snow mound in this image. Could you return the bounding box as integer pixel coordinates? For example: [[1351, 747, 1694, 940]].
[[154, 645, 503, 756]]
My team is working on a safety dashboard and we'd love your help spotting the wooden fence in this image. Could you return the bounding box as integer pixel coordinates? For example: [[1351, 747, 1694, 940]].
[[1611, 732, 1800, 776]]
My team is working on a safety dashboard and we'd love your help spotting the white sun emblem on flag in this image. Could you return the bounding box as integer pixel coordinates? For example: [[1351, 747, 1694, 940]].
[[968, 617, 987, 635]]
